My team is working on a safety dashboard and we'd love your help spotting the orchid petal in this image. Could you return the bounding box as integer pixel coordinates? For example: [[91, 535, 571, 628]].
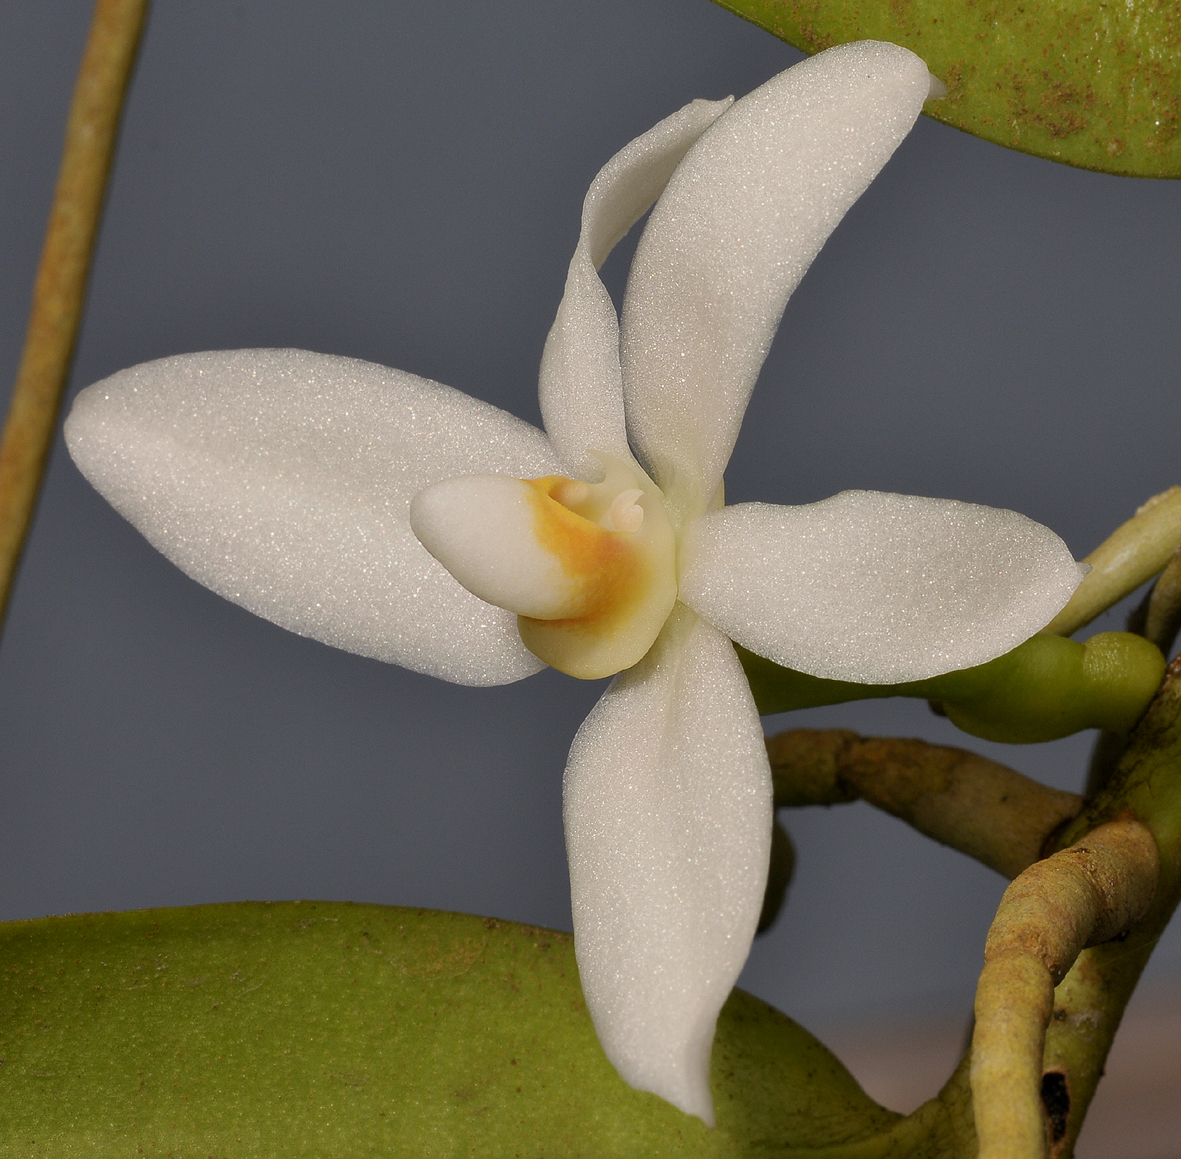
[[539, 96, 732, 482], [563, 605, 771, 1124], [679, 492, 1087, 684], [620, 42, 938, 509], [64, 349, 561, 686]]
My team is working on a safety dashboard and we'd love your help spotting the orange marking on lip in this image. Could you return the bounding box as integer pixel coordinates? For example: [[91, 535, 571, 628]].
[[515, 463, 678, 680], [520, 477, 645, 625]]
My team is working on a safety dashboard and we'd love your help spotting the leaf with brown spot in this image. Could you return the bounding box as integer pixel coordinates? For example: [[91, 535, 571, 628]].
[[713, 0, 1181, 176]]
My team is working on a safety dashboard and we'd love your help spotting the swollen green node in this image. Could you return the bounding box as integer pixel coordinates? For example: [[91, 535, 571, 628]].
[[938, 632, 1166, 743], [742, 631, 1165, 743]]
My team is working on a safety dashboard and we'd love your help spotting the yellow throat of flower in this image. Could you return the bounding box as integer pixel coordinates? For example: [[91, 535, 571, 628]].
[[408, 454, 678, 680], [516, 457, 678, 679]]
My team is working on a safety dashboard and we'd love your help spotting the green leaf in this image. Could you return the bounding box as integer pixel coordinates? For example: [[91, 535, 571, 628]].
[[0, 901, 933, 1156], [713, 0, 1181, 177]]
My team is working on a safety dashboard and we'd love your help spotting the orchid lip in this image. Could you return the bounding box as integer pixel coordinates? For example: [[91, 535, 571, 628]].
[[410, 453, 678, 680]]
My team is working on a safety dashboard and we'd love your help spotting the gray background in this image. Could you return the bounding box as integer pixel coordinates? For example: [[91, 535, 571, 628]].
[[1, 0, 1178, 1034]]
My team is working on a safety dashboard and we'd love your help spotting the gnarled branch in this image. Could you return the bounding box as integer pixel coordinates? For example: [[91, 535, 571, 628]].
[[969, 819, 1159, 1159], [766, 728, 1081, 880]]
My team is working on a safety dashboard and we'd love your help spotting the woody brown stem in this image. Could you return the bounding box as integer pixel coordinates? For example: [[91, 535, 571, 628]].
[[0, 0, 150, 632], [766, 728, 1082, 880], [1033, 653, 1181, 1155]]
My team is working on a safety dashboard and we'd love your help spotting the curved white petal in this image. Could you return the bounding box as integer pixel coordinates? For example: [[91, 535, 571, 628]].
[[539, 97, 732, 481], [65, 349, 561, 686], [563, 605, 771, 1124], [620, 42, 937, 510], [680, 492, 1087, 684]]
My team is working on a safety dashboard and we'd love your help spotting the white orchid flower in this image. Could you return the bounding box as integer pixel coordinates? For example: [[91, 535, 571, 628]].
[[64, 42, 1083, 1125]]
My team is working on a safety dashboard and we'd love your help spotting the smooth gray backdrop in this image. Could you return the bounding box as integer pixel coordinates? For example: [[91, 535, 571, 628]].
[[2, 1, 1179, 1031]]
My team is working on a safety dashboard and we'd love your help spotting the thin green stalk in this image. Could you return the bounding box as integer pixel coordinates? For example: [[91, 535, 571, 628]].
[[1045, 486, 1181, 639], [0, 0, 150, 631]]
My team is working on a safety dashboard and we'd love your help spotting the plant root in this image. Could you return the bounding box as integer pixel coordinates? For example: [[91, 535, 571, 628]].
[[765, 728, 1082, 879], [970, 819, 1159, 1159]]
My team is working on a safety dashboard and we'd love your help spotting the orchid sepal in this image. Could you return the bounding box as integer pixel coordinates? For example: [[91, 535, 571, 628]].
[[680, 491, 1086, 686], [63, 349, 560, 687], [564, 605, 771, 1126]]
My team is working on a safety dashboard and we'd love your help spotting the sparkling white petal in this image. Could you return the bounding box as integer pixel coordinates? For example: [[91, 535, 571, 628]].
[[680, 492, 1086, 684], [539, 96, 731, 482], [564, 606, 770, 1125], [620, 42, 938, 511], [65, 349, 557, 686]]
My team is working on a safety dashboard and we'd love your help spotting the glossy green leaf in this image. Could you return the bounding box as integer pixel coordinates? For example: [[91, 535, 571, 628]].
[[713, 0, 1181, 177], [0, 901, 977, 1156]]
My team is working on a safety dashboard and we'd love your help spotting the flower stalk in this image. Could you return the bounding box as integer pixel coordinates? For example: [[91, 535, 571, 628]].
[[744, 629, 1165, 743], [1135, 543, 1181, 658], [1044, 485, 1181, 639], [0, 0, 149, 630]]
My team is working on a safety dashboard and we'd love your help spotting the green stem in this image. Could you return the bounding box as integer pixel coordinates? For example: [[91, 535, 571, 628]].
[[0, 0, 150, 633], [1045, 486, 1181, 639], [741, 631, 1164, 743]]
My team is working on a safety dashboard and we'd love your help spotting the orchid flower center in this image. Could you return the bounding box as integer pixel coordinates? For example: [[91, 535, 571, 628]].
[[409, 454, 678, 679]]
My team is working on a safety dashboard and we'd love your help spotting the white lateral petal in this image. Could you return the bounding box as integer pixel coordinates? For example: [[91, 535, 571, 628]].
[[620, 42, 936, 509], [539, 96, 732, 481], [65, 349, 562, 686], [680, 492, 1087, 685], [564, 605, 771, 1124]]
